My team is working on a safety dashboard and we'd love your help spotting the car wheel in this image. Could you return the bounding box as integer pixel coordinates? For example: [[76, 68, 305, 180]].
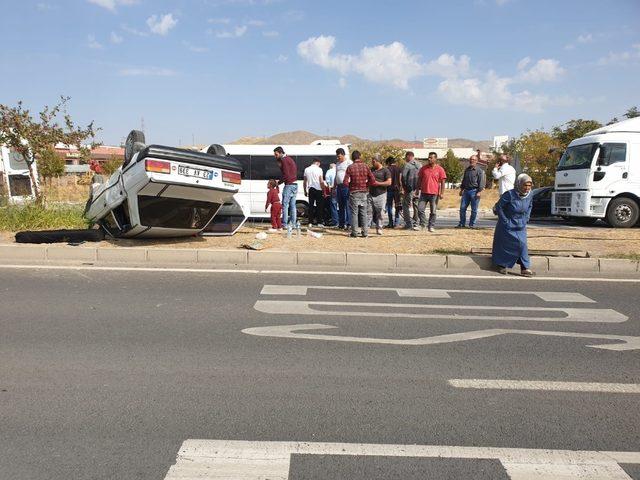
[[296, 201, 308, 220], [606, 197, 639, 228], [206, 144, 227, 156], [123, 130, 146, 167]]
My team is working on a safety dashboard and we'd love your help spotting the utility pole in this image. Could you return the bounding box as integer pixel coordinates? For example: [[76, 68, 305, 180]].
[[140, 117, 145, 134]]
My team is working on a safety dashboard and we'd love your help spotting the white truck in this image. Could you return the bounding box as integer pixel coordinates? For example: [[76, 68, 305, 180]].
[[552, 117, 640, 227]]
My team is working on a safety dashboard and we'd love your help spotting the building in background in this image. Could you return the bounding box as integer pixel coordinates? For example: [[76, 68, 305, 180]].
[[492, 135, 510, 153], [54, 144, 124, 175]]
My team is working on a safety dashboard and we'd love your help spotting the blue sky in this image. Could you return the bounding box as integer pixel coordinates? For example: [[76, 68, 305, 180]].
[[1, 0, 639, 146]]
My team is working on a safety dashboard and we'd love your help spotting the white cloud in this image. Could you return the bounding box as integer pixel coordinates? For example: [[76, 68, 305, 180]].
[[87, 34, 103, 49], [87, 0, 137, 12], [118, 67, 177, 76], [276, 54, 288, 63], [121, 24, 148, 37], [247, 19, 266, 26], [577, 33, 593, 44], [517, 58, 565, 83], [216, 25, 248, 38], [110, 31, 123, 44], [207, 17, 231, 24], [298, 35, 571, 112], [297, 35, 423, 89], [183, 41, 209, 53], [36, 3, 56, 11], [437, 72, 552, 113], [262, 30, 279, 37], [146, 13, 178, 36], [596, 44, 640, 66], [425, 53, 470, 78]]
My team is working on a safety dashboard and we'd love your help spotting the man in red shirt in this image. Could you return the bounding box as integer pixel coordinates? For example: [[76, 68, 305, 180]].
[[343, 150, 377, 238], [274, 146, 298, 228], [416, 151, 447, 232]]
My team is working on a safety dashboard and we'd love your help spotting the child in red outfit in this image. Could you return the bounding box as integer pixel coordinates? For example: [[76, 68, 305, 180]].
[[265, 179, 282, 231]]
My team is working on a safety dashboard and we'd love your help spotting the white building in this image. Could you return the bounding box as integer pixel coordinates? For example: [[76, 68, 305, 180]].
[[492, 135, 510, 152]]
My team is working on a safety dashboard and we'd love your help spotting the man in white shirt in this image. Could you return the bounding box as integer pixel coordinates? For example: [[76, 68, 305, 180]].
[[303, 158, 326, 227], [324, 162, 338, 226], [492, 154, 516, 195], [335, 148, 353, 229]]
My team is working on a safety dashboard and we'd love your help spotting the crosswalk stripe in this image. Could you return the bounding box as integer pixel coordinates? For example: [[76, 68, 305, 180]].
[[164, 440, 640, 479]]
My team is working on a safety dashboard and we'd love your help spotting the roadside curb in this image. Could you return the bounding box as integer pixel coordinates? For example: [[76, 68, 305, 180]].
[[0, 244, 637, 274]]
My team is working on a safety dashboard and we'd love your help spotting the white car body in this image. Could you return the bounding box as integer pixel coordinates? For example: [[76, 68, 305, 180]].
[[84, 145, 247, 238], [551, 117, 640, 227], [0, 144, 39, 203], [201, 141, 350, 219]]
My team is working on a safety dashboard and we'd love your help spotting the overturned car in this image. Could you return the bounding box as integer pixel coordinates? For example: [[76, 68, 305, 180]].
[[84, 130, 248, 238]]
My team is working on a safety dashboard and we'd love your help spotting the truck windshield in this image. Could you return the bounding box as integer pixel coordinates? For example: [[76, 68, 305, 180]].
[[557, 143, 598, 171]]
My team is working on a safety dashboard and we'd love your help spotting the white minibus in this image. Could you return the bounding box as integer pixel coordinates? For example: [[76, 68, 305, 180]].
[[0, 145, 39, 202], [202, 141, 350, 219]]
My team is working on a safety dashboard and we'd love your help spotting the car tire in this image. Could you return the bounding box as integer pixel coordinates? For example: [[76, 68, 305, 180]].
[[206, 144, 227, 156], [123, 130, 146, 167], [296, 201, 308, 220], [606, 197, 639, 228], [15, 228, 105, 244]]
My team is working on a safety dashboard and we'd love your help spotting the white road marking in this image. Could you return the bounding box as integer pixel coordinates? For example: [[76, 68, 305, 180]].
[[260, 285, 596, 303], [448, 379, 640, 394], [241, 324, 640, 351], [1, 264, 640, 283], [164, 439, 640, 479], [253, 300, 627, 323]]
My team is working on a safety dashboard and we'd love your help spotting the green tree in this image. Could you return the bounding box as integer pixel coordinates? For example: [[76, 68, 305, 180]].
[[514, 130, 559, 186], [351, 142, 407, 168], [101, 155, 123, 176], [37, 146, 65, 181], [440, 148, 463, 184], [624, 106, 639, 119], [551, 119, 602, 151], [0, 96, 99, 201]]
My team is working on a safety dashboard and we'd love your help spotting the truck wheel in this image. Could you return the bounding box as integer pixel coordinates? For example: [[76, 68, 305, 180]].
[[606, 197, 639, 228], [206, 144, 227, 156], [123, 130, 146, 167]]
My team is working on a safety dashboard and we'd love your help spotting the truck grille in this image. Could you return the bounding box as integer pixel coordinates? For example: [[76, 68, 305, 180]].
[[554, 192, 572, 208]]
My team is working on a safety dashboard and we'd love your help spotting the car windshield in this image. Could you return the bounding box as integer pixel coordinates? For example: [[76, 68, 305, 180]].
[[557, 143, 598, 171]]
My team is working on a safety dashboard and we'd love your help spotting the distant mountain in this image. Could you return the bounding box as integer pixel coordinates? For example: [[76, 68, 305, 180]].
[[230, 130, 492, 151]]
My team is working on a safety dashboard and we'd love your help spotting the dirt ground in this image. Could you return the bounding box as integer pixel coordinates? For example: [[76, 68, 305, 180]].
[[3, 220, 639, 258]]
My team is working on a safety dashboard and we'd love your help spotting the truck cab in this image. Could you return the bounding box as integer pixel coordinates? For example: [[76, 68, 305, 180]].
[[552, 117, 640, 227]]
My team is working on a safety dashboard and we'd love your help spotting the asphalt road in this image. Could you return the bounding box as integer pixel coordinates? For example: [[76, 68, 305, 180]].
[[1, 267, 639, 479]]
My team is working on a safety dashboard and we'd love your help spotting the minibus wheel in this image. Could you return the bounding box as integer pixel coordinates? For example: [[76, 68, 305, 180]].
[[606, 197, 639, 228], [296, 201, 308, 220]]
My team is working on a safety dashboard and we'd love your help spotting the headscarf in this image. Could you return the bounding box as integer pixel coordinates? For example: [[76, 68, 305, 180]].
[[515, 173, 533, 198]]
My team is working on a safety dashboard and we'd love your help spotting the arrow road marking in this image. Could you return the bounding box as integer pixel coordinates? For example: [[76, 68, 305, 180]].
[[253, 300, 627, 323], [260, 285, 596, 303], [242, 324, 640, 351], [164, 439, 640, 479]]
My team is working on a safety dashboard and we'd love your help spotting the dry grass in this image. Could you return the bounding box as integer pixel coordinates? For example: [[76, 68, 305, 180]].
[[42, 176, 89, 203], [437, 187, 499, 209]]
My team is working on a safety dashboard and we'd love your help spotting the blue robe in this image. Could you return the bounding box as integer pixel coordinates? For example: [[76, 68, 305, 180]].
[[492, 189, 533, 269]]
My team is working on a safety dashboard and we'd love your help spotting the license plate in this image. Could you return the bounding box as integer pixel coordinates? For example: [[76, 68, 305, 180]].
[[177, 165, 213, 180]]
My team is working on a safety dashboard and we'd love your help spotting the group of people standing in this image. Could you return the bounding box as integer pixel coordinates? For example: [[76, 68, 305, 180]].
[[269, 145, 536, 275]]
